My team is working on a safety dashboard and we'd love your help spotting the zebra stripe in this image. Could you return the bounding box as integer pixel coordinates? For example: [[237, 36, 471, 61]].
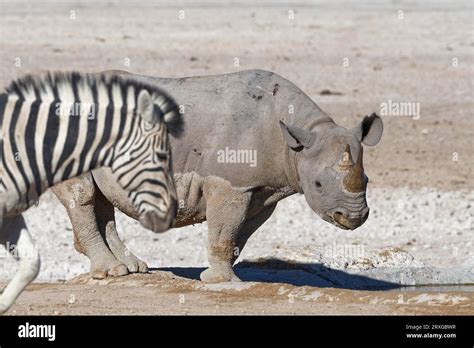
[[0, 93, 7, 195], [1, 71, 183, 222], [0, 71, 183, 313]]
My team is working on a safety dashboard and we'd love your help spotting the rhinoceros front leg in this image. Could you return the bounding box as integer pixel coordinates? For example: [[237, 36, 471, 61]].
[[52, 176, 128, 279], [234, 203, 277, 259], [94, 189, 148, 274], [200, 178, 251, 283], [199, 177, 279, 283]]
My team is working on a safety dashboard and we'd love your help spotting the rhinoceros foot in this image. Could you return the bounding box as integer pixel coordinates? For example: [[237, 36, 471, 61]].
[[104, 234, 149, 274], [200, 263, 242, 283], [89, 260, 129, 279], [115, 252, 149, 274]]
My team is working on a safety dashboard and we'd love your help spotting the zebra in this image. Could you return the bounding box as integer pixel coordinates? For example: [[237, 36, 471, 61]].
[[0, 71, 183, 313]]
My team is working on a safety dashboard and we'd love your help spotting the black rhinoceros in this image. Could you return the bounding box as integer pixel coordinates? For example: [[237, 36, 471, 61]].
[[51, 69, 383, 282]]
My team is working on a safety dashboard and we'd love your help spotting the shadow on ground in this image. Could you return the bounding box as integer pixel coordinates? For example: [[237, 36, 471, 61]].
[[157, 258, 400, 290]]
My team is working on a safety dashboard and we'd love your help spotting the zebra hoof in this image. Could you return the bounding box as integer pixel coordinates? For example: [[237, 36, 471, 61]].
[[0, 301, 10, 315]]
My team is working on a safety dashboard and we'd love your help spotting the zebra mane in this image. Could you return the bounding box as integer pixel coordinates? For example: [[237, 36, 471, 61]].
[[5, 71, 184, 137]]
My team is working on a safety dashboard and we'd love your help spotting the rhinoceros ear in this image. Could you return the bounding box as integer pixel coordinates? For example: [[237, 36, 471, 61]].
[[279, 120, 315, 151], [353, 113, 383, 146]]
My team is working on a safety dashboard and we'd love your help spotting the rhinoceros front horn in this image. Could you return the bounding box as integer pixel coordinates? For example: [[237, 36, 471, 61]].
[[343, 145, 365, 193]]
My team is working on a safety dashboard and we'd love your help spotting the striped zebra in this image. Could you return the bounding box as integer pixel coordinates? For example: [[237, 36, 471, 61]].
[[0, 71, 183, 313]]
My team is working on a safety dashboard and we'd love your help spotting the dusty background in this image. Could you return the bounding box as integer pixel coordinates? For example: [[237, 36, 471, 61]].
[[0, 0, 473, 315]]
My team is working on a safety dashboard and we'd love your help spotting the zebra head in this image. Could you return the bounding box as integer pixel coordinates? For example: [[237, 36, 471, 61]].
[[110, 85, 183, 233], [3, 72, 184, 233]]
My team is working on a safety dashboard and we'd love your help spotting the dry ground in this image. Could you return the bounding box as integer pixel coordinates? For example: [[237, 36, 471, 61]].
[[1, 0, 473, 191], [0, 0, 473, 315], [6, 271, 473, 315]]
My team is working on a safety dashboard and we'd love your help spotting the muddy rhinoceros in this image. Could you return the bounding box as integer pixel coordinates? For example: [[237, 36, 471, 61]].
[[51, 69, 383, 282]]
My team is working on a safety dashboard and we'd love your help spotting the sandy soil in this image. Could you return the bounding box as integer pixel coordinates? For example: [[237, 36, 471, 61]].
[[2, 187, 473, 283], [0, 0, 473, 315], [1, 0, 473, 191], [5, 271, 473, 315]]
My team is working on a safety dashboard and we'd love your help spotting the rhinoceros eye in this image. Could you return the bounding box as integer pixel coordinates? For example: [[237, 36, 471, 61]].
[[315, 181, 322, 188]]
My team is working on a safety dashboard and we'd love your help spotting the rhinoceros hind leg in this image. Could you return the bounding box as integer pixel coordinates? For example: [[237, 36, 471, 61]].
[[95, 190, 149, 274], [52, 177, 129, 279], [89, 259, 129, 279]]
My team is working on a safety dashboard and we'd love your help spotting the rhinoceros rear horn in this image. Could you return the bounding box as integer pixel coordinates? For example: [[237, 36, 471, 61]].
[[338, 144, 354, 170], [343, 146, 365, 192]]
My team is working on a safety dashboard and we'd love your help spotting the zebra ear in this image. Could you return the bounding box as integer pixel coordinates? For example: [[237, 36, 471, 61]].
[[137, 90, 156, 124]]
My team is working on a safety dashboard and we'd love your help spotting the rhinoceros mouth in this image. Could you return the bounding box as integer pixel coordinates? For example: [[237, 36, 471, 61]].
[[323, 212, 348, 230], [329, 214, 352, 230], [325, 210, 368, 230]]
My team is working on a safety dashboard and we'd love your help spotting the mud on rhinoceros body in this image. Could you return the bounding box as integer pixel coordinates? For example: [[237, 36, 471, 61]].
[[51, 69, 384, 282]]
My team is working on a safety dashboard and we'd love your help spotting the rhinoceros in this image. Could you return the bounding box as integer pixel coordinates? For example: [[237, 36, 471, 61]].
[[51, 69, 383, 282]]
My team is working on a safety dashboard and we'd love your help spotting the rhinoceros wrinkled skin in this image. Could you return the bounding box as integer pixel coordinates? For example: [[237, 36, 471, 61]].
[[51, 69, 384, 282]]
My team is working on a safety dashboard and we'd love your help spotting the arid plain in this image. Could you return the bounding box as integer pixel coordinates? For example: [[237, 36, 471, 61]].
[[0, 0, 472, 314]]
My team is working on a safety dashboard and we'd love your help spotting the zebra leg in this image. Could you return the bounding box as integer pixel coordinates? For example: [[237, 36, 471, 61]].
[[52, 177, 128, 279], [200, 178, 252, 283], [95, 189, 148, 274], [0, 214, 40, 314]]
